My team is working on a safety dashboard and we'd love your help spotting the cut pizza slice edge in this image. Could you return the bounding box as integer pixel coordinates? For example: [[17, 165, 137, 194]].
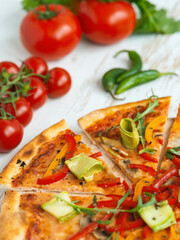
[[78, 96, 171, 182], [160, 103, 180, 172], [0, 119, 127, 195]]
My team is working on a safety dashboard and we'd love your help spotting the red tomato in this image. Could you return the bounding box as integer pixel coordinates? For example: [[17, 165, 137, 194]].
[[77, 0, 136, 45], [0, 119, 23, 153], [25, 76, 48, 109], [0, 61, 19, 74], [23, 56, 48, 75], [0, 97, 33, 127], [20, 5, 82, 60], [47, 68, 71, 98]]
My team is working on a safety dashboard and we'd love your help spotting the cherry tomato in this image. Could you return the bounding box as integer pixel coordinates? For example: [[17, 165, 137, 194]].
[[25, 76, 48, 110], [0, 61, 19, 74], [47, 68, 71, 98], [23, 56, 48, 75], [0, 119, 23, 153], [0, 97, 33, 127], [77, 0, 136, 45], [20, 4, 82, 60]]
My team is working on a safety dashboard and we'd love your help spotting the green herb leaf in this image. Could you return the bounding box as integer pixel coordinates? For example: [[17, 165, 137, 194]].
[[114, 232, 119, 240], [97, 217, 114, 225], [136, 118, 146, 148], [21, 0, 71, 11], [93, 195, 97, 208], [98, 132, 104, 144], [134, 97, 159, 122], [166, 147, 180, 160], [107, 233, 113, 240], [139, 148, 157, 155], [130, 0, 180, 34]]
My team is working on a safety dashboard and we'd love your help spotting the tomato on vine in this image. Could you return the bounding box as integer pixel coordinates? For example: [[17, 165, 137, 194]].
[[23, 56, 48, 75], [0, 61, 19, 74], [0, 97, 33, 127], [77, 0, 136, 45], [47, 68, 71, 98], [25, 76, 48, 110], [0, 109, 23, 153]]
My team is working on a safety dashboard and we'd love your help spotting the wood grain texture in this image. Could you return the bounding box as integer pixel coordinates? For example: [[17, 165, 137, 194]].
[[0, 0, 180, 180]]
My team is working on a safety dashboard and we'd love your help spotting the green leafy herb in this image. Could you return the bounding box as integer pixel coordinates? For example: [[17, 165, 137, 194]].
[[97, 217, 114, 225], [134, 97, 159, 122], [21, 0, 72, 11], [57, 191, 131, 216], [120, 192, 156, 213], [130, 0, 180, 34], [166, 147, 180, 160], [139, 148, 157, 155], [107, 233, 113, 240], [178, 188, 180, 203], [134, 95, 159, 148], [114, 232, 119, 240], [98, 132, 104, 144], [93, 195, 97, 208], [107, 125, 119, 133]]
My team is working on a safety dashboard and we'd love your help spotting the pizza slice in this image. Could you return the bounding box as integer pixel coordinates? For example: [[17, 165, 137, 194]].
[[78, 96, 171, 182], [0, 176, 179, 240], [0, 119, 127, 195], [160, 104, 180, 172]]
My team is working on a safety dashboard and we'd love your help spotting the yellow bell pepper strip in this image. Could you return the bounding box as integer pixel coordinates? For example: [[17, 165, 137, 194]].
[[37, 134, 77, 185], [44, 135, 81, 177], [120, 118, 139, 149], [65, 152, 103, 182], [169, 225, 178, 240], [133, 177, 154, 202], [145, 115, 166, 147]]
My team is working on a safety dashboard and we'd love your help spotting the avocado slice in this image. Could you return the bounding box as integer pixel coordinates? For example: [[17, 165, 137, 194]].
[[138, 200, 176, 232], [42, 192, 77, 222]]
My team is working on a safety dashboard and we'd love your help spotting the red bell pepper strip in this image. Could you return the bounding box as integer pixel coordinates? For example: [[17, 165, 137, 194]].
[[37, 134, 76, 185], [139, 144, 158, 163], [97, 177, 121, 188], [160, 189, 170, 201], [88, 198, 137, 209], [116, 212, 129, 225], [158, 138, 163, 145], [153, 167, 179, 188], [142, 186, 162, 202], [100, 218, 144, 232], [89, 152, 102, 158], [143, 225, 152, 238], [175, 177, 180, 186], [173, 155, 180, 169], [68, 214, 111, 240], [128, 164, 157, 176], [165, 185, 179, 205], [68, 220, 98, 240], [122, 180, 130, 191], [64, 134, 76, 160]]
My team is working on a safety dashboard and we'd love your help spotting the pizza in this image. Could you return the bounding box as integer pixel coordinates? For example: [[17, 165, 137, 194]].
[[0, 96, 180, 240], [161, 104, 180, 171], [0, 119, 126, 195], [78, 96, 171, 182]]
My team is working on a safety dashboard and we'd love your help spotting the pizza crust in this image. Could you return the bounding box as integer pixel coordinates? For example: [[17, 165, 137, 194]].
[[0, 191, 30, 240], [0, 119, 69, 189], [78, 97, 171, 130]]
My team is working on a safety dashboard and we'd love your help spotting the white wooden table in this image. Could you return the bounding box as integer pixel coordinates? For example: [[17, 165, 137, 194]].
[[0, 0, 180, 174]]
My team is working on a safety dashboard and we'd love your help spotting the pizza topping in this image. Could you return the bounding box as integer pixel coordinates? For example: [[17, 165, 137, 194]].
[[41, 192, 77, 223], [138, 200, 176, 232], [44, 135, 81, 177], [37, 134, 77, 185], [138, 144, 158, 163], [145, 115, 166, 147], [128, 164, 157, 176], [97, 178, 121, 188], [119, 118, 139, 149], [65, 153, 104, 182]]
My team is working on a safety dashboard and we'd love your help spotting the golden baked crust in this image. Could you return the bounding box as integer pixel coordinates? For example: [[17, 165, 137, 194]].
[[0, 191, 30, 240]]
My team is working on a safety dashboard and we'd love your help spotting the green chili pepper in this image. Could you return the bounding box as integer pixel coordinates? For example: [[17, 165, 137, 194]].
[[115, 70, 177, 94], [119, 118, 139, 149], [114, 50, 142, 83], [102, 68, 126, 99]]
